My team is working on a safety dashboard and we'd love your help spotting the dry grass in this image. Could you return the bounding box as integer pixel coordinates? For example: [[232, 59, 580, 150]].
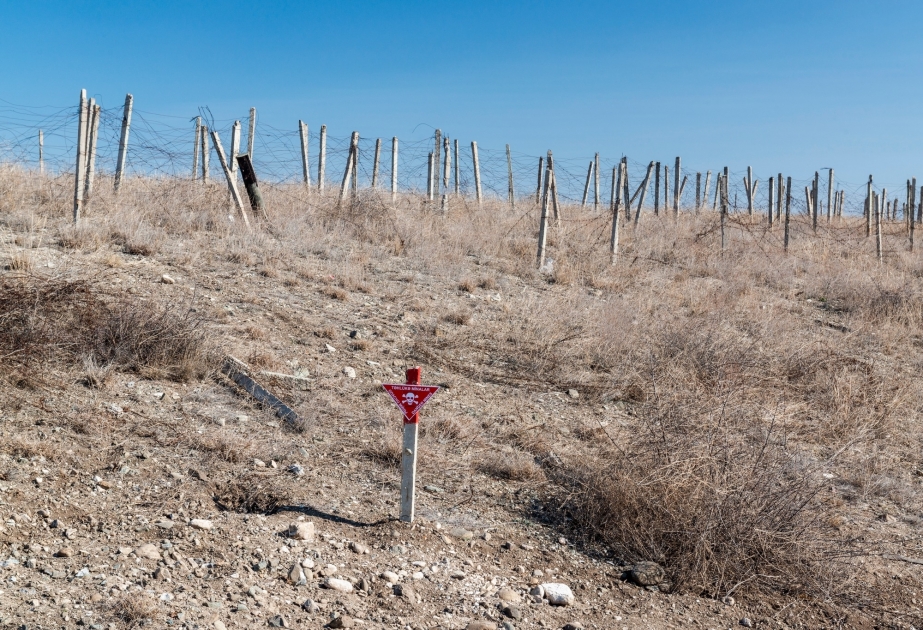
[[106, 592, 157, 628], [1, 168, 922, 615]]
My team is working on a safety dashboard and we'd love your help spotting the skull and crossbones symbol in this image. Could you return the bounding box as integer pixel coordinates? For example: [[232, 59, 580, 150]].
[[402, 392, 419, 406]]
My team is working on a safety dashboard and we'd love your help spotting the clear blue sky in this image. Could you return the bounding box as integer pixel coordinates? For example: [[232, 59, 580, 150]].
[[2, 0, 922, 192]]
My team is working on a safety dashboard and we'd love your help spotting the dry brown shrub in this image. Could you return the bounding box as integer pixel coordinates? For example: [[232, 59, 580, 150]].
[[212, 472, 293, 514], [458, 278, 477, 293], [323, 286, 348, 301], [478, 449, 542, 481], [106, 592, 157, 628], [442, 310, 471, 325]]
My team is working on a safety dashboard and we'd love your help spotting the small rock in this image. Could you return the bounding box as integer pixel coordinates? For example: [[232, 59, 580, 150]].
[[325, 344, 337, 353], [37, 509, 51, 519], [161, 274, 176, 284], [190, 519, 213, 531], [567, 389, 579, 398], [97, 479, 112, 489], [740, 619, 754, 628], [393, 583, 417, 602], [497, 587, 520, 602], [501, 605, 522, 620], [328, 615, 355, 628], [323, 578, 353, 593], [267, 614, 287, 628], [287, 522, 315, 541], [423, 485, 444, 494], [465, 622, 497, 630], [349, 541, 369, 554], [155, 520, 174, 530], [450, 527, 474, 541], [90, 594, 103, 603], [358, 577, 370, 592], [501, 624, 515, 630], [722, 595, 735, 606], [288, 464, 305, 476], [321, 563, 338, 576], [55, 547, 74, 558], [483, 532, 492, 541], [301, 557, 315, 569], [541, 583, 575, 606], [450, 570, 466, 579], [563, 623, 584, 630], [154, 566, 171, 580], [528, 585, 544, 599], [628, 561, 665, 587], [287, 563, 306, 585], [49, 518, 61, 528], [381, 571, 399, 584], [342, 366, 356, 378], [135, 543, 160, 560], [214, 622, 227, 630], [301, 599, 319, 613], [532, 569, 544, 577], [253, 459, 266, 467]]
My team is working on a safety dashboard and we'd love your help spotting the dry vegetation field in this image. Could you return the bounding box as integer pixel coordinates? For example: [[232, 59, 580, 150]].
[[0, 165, 921, 629]]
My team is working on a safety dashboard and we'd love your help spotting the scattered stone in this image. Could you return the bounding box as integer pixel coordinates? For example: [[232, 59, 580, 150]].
[[450, 527, 474, 541], [349, 541, 369, 554], [533, 569, 544, 577], [288, 464, 305, 476], [37, 509, 51, 519], [381, 571, 399, 584], [528, 585, 544, 599], [722, 595, 735, 606], [423, 485, 444, 494], [135, 543, 160, 560], [301, 599, 319, 613], [328, 615, 355, 629], [321, 563, 338, 577], [342, 366, 356, 378], [161, 274, 176, 284], [628, 561, 665, 587], [465, 622, 497, 630], [393, 583, 417, 603], [323, 578, 353, 593], [358, 577, 370, 592], [154, 566, 171, 580], [55, 547, 74, 558], [501, 605, 522, 620], [567, 389, 579, 398], [253, 459, 266, 468], [155, 520, 174, 530], [287, 563, 306, 585], [288, 522, 315, 542], [325, 344, 337, 353], [214, 622, 227, 630], [541, 583, 575, 606], [49, 518, 61, 528], [301, 557, 315, 569], [267, 614, 288, 628], [450, 570, 466, 579], [563, 623, 584, 630], [190, 519, 213, 531], [497, 587, 520, 603], [483, 532, 492, 541], [501, 623, 515, 630], [740, 619, 754, 628]]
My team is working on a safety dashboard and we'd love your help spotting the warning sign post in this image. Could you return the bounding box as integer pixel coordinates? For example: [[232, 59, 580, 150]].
[[382, 368, 439, 522]]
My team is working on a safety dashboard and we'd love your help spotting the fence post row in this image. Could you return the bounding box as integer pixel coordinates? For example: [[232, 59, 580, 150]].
[[114, 93, 133, 193]]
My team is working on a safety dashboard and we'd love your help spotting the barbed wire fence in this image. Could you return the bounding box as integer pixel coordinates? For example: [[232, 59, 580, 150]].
[[0, 92, 919, 264]]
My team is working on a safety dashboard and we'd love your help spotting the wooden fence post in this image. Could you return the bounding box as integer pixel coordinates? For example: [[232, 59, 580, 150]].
[[201, 125, 210, 183], [654, 161, 661, 214], [610, 163, 622, 264], [865, 176, 873, 237], [444, 137, 451, 191], [695, 172, 701, 210], [211, 130, 249, 228], [582, 160, 593, 207], [371, 138, 381, 189], [812, 171, 819, 230], [318, 125, 327, 192], [537, 161, 552, 268], [38, 130, 44, 174], [236, 153, 265, 219], [702, 171, 711, 212], [339, 132, 357, 203], [768, 177, 775, 227], [594, 152, 600, 210], [192, 117, 200, 179], [536, 157, 544, 203], [548, 151, 560, 223], [426, 152, 434, 201], [114, 93, 133, 193], [784, 176, 792, 253], [664, 165, 670, 215], [453, 139, 459, 195], [73, 89, 88, 222], [433, 130, 441, 198], [912, 188, 917, 251], [247, 107, 257, 161], [350, 134, 358, 195], [471, 141, 482, 206], [776, 174, 783, 221], [84, 102, 101, 200], [744, 166, 752, 214], [634, 161, 654, 226], [299, 121, 311, 187], [391, 137, 399, 202], [827, 169, 834, 222], [712, 173, 721, 210], [674, 157, 681, 214], [876, 190, 883, 262], [506, 144, 515, 208]]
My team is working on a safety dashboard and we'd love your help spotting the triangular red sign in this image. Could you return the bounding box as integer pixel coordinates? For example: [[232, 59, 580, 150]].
[[382, 383, 440, 424]]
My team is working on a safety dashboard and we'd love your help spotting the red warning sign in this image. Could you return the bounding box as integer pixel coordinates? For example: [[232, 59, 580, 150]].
[[382, 383, 440, 424]]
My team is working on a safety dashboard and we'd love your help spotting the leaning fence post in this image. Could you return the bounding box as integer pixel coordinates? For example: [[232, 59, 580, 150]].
[[73, 89, 89, 222], [713, 173, 721, 210], [535, 157, 544, 203], [200, 125, 210, 183], [506, 144, 515, 208], [702, 171, 711, 212], [537, 161, 552, 268], [339, 132, 358, 203], [784, 176, 792, 253], [114, 93, 133, 193], [633, 161, 654, 226], [471, 141, 482, 206], [391, 137, 398, 202], [547, 151, 560, 223], [247, 107, 257, 161], [299, 121, 311, 187], [610, 163, 622, 264], [426, 152, 434, 201], [582, 160, 593, 207], [236, 153, 265, 219], [318, 125, 327, 192], [211, 130, 249, 228], [230, 121, 241, 181], [84, 101, 100, 200]]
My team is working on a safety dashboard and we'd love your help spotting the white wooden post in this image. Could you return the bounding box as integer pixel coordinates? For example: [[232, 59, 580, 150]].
[[114, 93, 133, 193], [633, 161, 654, 226], [201, 125, 210, 183], [746, 166, 753, 214], [230, 121, 241, 179], [318, 125, 327, 192], [299, 121, 310, 186], [339, 132, 357, 203], [582, 160, 593, 207], [399, 367, 422, 523], [426, 152, 434, 201], [471, 141, 482, 206], [453, 139, 460, 195], [73, 89, 89, 222], [211, 130, 250, 228], [433, 130, 441, 198], [84, 102, 101, 199], [390, 136, 398, 202], [876, 190, 883, 261], [866, 176, 873, 237], [371, 138, 381, 188], [506, 144, 514, 208], [594, 152, 600, 210], [192, 117, 201, 179], [443, 137, 451, 191], [673, 156, 681, 214], [38, 130, 44, 174], [827, 169, 834, 222], [247, 107, 257, 161], [610, 163, 622, 264], [536, 157, 544, 203]]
